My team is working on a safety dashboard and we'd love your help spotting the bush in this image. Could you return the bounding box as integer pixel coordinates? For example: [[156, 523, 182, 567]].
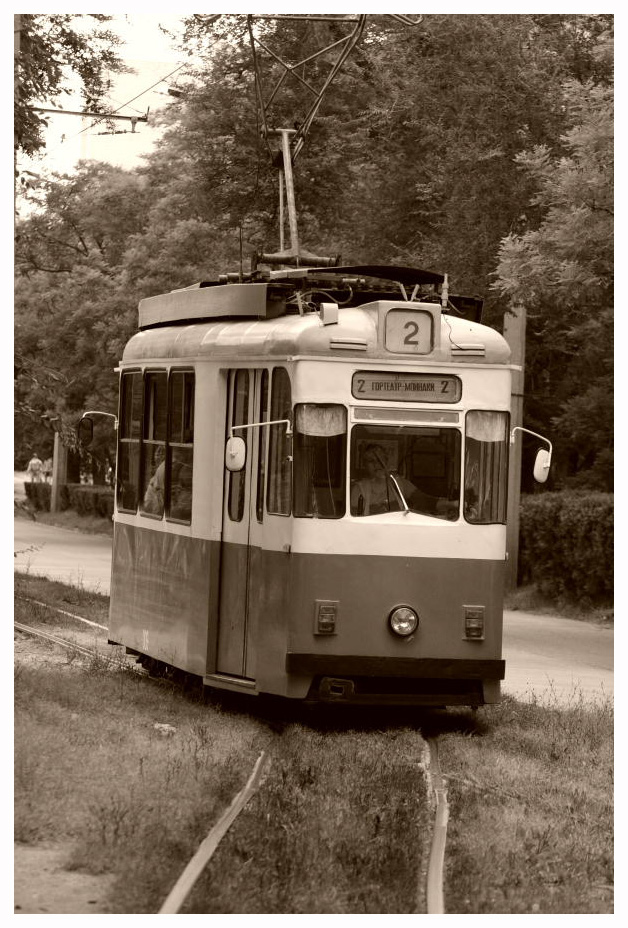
[[61, 483, 114, 519], [23, 482, 51, 511], [518, 491, 613, 606]]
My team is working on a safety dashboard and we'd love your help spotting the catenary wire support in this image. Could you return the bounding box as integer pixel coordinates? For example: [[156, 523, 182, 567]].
[[247, 14, 368, 261], [244, 13, 423, 265]]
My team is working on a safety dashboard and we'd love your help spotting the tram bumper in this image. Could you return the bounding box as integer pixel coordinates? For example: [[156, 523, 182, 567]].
[[287, 653, 505, 706]]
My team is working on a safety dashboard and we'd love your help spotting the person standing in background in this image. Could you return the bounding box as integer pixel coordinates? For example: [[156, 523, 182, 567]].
[[26, 452, 43, 483]]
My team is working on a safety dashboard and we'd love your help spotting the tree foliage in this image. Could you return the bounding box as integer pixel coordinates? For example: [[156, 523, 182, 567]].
[[494, 27, 613, 489], [15, 13, 125, 158], [14, 14, 613, 490]]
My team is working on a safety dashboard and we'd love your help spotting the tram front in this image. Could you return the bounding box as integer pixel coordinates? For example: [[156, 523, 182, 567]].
[[279, 302, 512, 707]]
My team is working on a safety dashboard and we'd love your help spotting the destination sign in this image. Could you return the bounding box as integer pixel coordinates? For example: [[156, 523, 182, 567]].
[[352, 372, 462, 403]]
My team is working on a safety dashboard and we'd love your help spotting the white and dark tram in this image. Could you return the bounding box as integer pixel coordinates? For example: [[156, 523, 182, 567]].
[[100, 264, 531, 707]]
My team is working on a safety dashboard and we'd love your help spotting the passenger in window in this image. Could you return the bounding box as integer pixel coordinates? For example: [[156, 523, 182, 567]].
[[143, 446, 166, 515], [170, 455, 193, 521], [351, 444, 457, 518]]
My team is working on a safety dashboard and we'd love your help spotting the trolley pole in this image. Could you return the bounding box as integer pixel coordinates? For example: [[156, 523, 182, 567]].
[[503, 301, 526, 591]]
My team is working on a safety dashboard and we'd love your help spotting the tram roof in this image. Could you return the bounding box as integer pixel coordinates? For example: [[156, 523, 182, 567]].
[[123, 301, 511, 366], [137, 264, 483, 330]]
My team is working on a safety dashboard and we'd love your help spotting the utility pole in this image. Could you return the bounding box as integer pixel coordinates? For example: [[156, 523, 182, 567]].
[[503, 301, 526, 591], [14, 14, 21, 202], [50, 430, 68, 514]]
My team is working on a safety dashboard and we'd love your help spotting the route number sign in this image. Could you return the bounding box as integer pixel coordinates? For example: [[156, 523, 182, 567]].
[[384, 309, 433, 354]]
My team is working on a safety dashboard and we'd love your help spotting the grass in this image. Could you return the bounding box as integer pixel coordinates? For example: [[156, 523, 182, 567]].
[[183, 722, 428, 914], [14, 660, 266, 907], [14, 657, 429, 914], [15, 572, 110, 626], [437, 692, 614, 914], [505, 584, 613, 627], [14, 576, 613, 914]]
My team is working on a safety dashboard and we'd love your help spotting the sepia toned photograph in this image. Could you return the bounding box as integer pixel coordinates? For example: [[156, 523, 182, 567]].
[[14, 10, 613, 916]]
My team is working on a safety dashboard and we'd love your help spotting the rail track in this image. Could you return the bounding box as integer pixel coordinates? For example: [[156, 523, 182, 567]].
[[14, 596, 451, 914]]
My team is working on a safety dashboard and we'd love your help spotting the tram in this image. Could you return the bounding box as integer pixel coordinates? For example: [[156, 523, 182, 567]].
[[97, 263, 549, 706]]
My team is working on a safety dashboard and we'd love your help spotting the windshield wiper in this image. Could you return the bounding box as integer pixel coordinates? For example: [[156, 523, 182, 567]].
[[388, 473, 410, 515]]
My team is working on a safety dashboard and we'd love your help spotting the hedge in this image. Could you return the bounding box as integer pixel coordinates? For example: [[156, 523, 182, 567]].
[[23, 482, 114, 519], [518, 491, 613, 606], [61, 484, 114, 518], [23, 482, 51, 511]]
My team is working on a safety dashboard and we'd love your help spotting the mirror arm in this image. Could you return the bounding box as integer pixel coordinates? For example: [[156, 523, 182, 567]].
[[510, 426, 553, 469], [231, 418, 292, 438], [510, 426, 552, 453], [81, 411, 119, 431]]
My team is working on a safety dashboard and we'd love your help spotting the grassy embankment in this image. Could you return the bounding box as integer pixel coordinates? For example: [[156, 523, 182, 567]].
[[14, 573, 613, 914]]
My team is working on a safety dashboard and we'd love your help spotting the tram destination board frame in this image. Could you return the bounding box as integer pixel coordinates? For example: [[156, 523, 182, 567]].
[[351, 372, 462, 403]]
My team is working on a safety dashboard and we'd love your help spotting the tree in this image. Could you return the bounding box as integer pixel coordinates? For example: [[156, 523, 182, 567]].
[[14, 14, 125, 159], [14, 14, 613, 491], [14, 163, 149, 466], [493, 27, 613, 489]]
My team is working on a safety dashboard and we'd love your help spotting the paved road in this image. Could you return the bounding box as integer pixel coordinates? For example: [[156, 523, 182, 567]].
[[13, 516, 613, 705], [502, 609, 612, 705], [14, 518, 113, 596]]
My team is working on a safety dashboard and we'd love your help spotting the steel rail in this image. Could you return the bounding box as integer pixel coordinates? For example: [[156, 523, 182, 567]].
[[15, 621, 100, 660], [14, 621, 133, 671], [425, 737, 449, 914], [15, 595, 107, 630], [159, 751, 272, 914]]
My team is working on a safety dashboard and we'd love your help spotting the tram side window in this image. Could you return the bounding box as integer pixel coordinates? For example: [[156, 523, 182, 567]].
[[267, 368, 292, 515], [141, 372, 168, 517], [117, 371, 143, 512], [294, 405, 347, 518], [228, 370, 249, 522], [256, 370, 269, 523], [464, 411, 509, 524], [168, 371, 194, 523]]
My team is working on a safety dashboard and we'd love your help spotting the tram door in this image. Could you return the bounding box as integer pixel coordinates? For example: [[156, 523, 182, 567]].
[[216, 369, 267, 678]]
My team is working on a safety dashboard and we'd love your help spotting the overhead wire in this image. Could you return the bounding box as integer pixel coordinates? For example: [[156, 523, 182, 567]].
[[45, 60, 190, 153], [41, 15, 228, 158]]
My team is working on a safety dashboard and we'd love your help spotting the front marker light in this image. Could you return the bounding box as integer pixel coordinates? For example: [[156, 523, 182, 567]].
[[464, 605, 485, 639], [388, 606, 419, 637]]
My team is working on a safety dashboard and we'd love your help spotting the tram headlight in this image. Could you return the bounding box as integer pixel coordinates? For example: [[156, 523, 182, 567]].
[[388, 606, 419, 637]]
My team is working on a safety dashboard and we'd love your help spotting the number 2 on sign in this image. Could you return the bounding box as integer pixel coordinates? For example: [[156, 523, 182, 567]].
[[403, 321, 420, 346]]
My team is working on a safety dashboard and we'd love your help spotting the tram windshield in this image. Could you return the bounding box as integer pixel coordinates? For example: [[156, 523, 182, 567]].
[[294, 404, 347, 519], [463, 411, 509, 524], [350, 425, 460, 519]]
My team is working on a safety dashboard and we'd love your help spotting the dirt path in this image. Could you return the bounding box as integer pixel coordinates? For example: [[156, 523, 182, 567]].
[[14, 630, 119, 914], [14, 844, 114, 914]]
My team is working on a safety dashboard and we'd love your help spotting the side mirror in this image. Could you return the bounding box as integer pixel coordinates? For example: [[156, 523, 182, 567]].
[[225, 436, 246, 472], [77, 416, 94, 448], [533, 448, 551, 484]]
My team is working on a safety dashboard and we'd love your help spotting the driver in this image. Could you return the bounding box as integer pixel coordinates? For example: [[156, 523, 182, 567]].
[[351, 444, 418, 515], [351, 443, 457, 518]]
